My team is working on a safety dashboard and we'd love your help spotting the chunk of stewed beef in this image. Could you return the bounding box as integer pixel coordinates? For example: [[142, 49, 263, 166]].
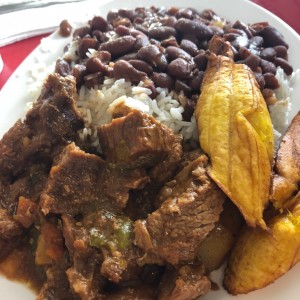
[[158, 264, 211, 300], [98, 110, 176, 168], [0, 74, 83, 183], [0, 208, 22, 239], [40, 143, 107, 215], [134, 155, 225, 265]]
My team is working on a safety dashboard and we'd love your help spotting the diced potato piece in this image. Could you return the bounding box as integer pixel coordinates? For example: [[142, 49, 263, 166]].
[[198, 200, 243, 271]]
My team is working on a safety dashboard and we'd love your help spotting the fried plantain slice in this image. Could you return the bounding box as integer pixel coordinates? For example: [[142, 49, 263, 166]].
[[271, 111, 300, 210], [223, 204, 300, 295], [195, 53, 274, 229]]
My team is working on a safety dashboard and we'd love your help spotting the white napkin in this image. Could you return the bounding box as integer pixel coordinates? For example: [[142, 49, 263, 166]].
[[0, 0, 109, 47]]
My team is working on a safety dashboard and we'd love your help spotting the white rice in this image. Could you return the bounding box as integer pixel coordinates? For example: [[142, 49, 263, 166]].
[[76, 78, 198, 151], [25, 43, 299, 153], [270, 67, 300, 147]]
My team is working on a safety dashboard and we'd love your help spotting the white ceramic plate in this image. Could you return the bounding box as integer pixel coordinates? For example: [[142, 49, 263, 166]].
[[0, 0, 299, 299]]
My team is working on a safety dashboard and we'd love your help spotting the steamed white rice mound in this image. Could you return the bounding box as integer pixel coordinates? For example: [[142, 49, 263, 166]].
[[77, 78, 198, 151], [76, 66, 299, 152], [271, 67, 300, 147]]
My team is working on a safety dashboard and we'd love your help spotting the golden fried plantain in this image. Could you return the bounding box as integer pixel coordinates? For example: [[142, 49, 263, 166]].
[[195, 53, 274, 229], [223, 203, 300, 295], [271, 111, 300, 210]]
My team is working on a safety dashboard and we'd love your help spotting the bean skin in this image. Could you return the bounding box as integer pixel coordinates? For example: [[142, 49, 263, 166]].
[[180, 39, 198, 56], [137, 45, 167, 70], [72, 64, 87, 85], [260, 47, 277, 62], [274, 45, 288, 60], [73, 25, 91, 39], [86, 57, 107, 74], [263, 73, 280, 89], [167, 58, 193, 79], [99, 36, 136, 58], [175, 18, 213, 40], [274, 57, 293, 75], [90, 16, 108, 31], [260, 59, 277, 75], [259, 25, 289, 48], [59, 20, 72, 37], [152, 72, 175, 90], [148, 26, 177, 41], [78, 37, 99, 58], [236, 54, 260, 72], [128, 60, 153, 75], [113, 60, 147, 83], [194, 50, 207, 70], [175, 79, 192, 96], [166, 46, 192, 62], [55, 58, 71, 76]]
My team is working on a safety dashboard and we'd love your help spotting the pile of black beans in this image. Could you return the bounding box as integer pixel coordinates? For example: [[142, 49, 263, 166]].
[[57, 6, 293, 120]]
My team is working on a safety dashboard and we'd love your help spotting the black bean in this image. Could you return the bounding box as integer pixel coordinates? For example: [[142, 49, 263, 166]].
[[90, 16, 108, 31], [107, 10, 119, 23], [99, 36, 136, 58], [167, 58, 193, 79], [72, 64, 86, 85], [175, 18, 213, 40], [112, 17, 131, 28], [78, 37, 99, 58], [259, 25, 289, 48], [142, 77, 158, 99], [128, 60, 153, 75], [181, 34, 199, 46], [224, 32, 249, 49], [161, 37, 179, 48], [175, 80, 192, 96], [84, 72, 104, 88], [238, 47, 251, 59], [208, 25, 224, 36], [263, 73, 280, 89], [199, 9, 215, 21], [194, 50, 207, 70], [274, 45, 288, 59], [236, 54, 260, 71], [176, 8, 194, 19], [86, 57, 107, 74], [189, 70, 204, 91], [249, 35, 264, 47], [166, 46, 192, 62], [118, 9, 137, 21], [92, 30, 108, 43], [232, 20, 253, 38], [73, 25, 91, 39], [260, 59, 277, 75], [161, 16, 177, 27], [148, 26, 177, 41], [137, 45, 167, 70], [113, 60, 147, 83], [152, 72, 175, 91], [115, 25, 130, 36], [55, 58, 71, 76], [59, 19, 72, 37], [180, 39, 198, 56], [95, 51, 111, 64], [260, 47, 277, 61], [254, 72, 265, 90], [117, 52, 138, 61], [274, 57, 293, 75], [133, 34, 150, 51], [178, 93, 196, 121]]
